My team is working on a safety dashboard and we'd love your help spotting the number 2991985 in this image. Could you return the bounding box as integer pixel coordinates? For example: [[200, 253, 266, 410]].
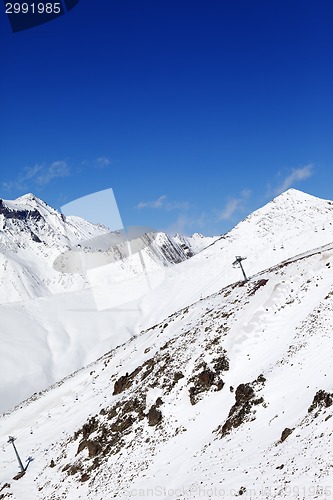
[[5, 3, 62, 14]]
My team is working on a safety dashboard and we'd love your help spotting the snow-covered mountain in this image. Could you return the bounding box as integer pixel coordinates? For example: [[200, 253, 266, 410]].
[[1, 187, 333, 498], [0, 193, 198, 304], [1, 231, 333, 499], [0, 194, 214, 413]]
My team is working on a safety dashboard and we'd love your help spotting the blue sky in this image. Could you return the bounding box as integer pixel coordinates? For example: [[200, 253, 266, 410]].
[[1, 0, 332, 235]]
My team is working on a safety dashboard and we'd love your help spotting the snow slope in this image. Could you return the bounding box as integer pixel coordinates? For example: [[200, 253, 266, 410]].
[[1, 239, 333, 499], [1, 188, 333, 418]]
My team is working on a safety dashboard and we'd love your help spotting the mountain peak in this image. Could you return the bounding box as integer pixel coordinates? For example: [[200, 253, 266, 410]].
[[17, 192, 37, 200], [14, 192, 47, 207], [273, 188, 324, 203], [1, 192, 46, 211]]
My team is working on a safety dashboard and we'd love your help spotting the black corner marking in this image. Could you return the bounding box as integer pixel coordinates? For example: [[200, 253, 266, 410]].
[[4, 0, 81, 33]]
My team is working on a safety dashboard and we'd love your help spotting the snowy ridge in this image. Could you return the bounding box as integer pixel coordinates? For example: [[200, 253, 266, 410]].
[[0, 195, 196, 304], [1, 238, 333, 499]]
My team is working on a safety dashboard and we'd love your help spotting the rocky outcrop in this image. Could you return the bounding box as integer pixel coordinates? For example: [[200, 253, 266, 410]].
[[308, 390, 333, 414], [148, 405, 162, 426], [188, 354, 229, 405], [280, 427, 293, 442], [219, 375, 266, 437]]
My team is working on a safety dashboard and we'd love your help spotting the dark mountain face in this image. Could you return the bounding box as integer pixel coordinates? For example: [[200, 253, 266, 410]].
[[0, 199, 42, 221]]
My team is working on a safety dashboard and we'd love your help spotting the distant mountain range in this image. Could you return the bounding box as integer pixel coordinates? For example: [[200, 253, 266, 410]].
[[0, 193, 215, 304]]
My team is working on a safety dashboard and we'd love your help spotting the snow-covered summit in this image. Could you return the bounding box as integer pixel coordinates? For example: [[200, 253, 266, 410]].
[[6, 192, 47, 205], [0, 193, 59, 218], [203, 188, 333, 279], [273, 187, 323, 202], [233, 187, 332, 235]]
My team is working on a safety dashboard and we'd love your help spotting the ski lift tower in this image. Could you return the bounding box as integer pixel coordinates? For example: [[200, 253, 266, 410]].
[[8, 436, 25, 473], [232, 256, 248, 282]]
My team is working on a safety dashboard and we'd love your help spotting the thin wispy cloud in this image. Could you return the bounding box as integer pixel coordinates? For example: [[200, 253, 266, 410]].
[[217, 189, 251, 221], [165, 214, 188, 234], [2, 160, 70, 193], [2, 164, 42, 192], [165, 212, 207, 236], [136, 195, 190, 211], [218, 199, 240, 221], [22, 164, 44, 181], [94, 157, 112, 169], [81, 157, 112, 169], [137, 195, 167, 209], [35, 161, 70, 186], [272, 164, 314, 196]]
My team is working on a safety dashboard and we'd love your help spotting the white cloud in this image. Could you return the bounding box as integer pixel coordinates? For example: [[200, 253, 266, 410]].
[[217, 189, 251, 221], [217, 199, 240, 220], [35, 161, 70, 186], [2, 164, 44, 192], [81, 157, 112, 169], [94, 157, 112, 168], [2, 160, 70, 193], [22, 164, 44, 181], [165, 214, 188, 234], [273, 164, 313, 195], [136, 195, 190, 211], [137, 195, 167, 209]]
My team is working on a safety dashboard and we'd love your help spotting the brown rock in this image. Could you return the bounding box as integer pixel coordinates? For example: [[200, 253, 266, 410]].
[[213, 355, 230, 373], [110, 415, 135, 433], [113, 373, 131, 395], [148, 405, 162, 426], [113, 366, 143, 395], [198, 369, 215, 387], [308, 390, 333, 413], [280, 427, 293, 442], [173, 372, 184, 383], [235, 383, 255, 403]]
